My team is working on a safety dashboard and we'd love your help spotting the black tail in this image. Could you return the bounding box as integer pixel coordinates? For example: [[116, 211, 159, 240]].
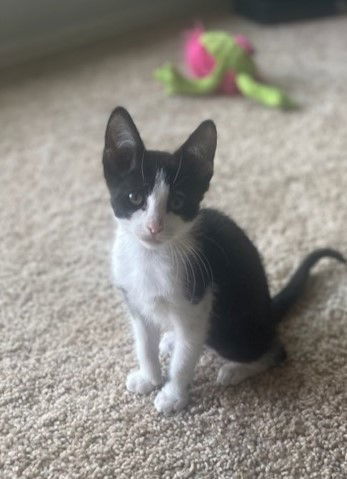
[[272, 248, 345, 323]]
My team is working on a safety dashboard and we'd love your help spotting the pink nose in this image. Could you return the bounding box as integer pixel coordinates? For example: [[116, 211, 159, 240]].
[[147, 221, 163, 236]]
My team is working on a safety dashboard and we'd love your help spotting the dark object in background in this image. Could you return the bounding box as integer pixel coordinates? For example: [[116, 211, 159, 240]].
[[234, 0, 338, 24]]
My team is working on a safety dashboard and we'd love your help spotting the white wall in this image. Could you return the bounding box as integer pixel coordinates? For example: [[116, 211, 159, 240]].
[[0, 0, 228, 67]]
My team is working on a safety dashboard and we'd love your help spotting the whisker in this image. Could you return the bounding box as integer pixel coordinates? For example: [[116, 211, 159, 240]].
[[181, 238, 214, 290], [199, 233, 230, 264], [169, 243, 180, 287], [172, 175, 190, 189], [140, 148, 145, 183], [174, 243, 189, 293], [184, 251, 197, 300], [190, 245, 213, 287], [178, 238, 205, 290], [170, 231, 215, 302], [173, 152, 183, 186], [176, 241, 196, 300]]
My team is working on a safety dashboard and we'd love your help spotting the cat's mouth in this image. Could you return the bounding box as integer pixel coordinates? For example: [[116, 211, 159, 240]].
[[139, 235, 165, 247]]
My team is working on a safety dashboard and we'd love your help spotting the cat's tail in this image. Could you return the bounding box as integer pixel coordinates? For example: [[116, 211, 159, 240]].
[[272, 248, 345, 323]]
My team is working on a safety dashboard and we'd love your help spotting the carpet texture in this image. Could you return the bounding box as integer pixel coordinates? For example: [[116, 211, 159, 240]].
[[1, 14, 346, 479]]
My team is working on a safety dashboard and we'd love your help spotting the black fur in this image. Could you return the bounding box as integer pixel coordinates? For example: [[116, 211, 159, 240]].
[[271, 248, 346, 322], [103, 106, 215, 221], [186, 210, 345, 362], [189, 209, 275, 361], [103, 106, 346, 366]]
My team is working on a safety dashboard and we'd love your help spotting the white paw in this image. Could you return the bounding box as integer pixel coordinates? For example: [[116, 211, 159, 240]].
[[126, 370, 161, 395], [159, 331, 175, 356], [217, 364, 248, 386], [154, 383, 189, 414]]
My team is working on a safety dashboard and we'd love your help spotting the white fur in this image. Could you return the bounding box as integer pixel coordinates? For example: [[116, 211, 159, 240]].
[[112, 171, 213, 413], [146, 170, 168, 232], [159, 331, 175, 356], [217, 357, 274, 386], [116, 171, 193, 249]]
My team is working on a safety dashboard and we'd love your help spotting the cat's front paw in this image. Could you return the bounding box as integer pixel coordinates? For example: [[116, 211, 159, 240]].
[[154, 383, 189, 414], [126, 370, 161, 395]]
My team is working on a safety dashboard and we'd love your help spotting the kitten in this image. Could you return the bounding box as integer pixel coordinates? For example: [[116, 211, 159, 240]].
[[102, 106, 345, 414]]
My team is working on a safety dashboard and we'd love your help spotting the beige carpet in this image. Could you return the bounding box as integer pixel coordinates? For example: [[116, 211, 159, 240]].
[[1, 13, 346, 479]]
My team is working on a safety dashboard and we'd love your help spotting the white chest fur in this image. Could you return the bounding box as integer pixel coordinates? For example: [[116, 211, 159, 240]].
[[112, 228, 186, 326]]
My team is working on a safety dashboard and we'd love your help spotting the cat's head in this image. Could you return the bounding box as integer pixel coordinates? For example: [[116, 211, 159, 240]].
[[103, 107, 217, 248]]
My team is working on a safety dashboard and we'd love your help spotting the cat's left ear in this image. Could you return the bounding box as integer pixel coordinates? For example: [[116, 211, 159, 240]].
[[179, 120, 217, 180], [103, 106, 145, 180]]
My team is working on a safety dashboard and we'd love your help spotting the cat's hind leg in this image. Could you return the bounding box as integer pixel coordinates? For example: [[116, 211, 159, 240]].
[[216, 343, 286, 386]]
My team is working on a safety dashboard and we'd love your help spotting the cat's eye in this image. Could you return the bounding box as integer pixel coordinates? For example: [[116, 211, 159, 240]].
[[128, 192, 143, 207], [171, 193, 185, 211]]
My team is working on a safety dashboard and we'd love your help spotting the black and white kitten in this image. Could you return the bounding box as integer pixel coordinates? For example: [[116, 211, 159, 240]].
[[103, 107, 345, 414]]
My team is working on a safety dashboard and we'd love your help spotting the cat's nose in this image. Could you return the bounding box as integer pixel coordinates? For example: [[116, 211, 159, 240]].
[[147, 221, 163, 236]]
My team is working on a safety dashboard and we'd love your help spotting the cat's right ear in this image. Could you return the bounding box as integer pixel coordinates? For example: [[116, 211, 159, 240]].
[[103, 107, 144, 178]]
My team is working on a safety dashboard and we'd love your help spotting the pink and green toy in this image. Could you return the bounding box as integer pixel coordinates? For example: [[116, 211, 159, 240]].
[[155, 27, 294, 109]]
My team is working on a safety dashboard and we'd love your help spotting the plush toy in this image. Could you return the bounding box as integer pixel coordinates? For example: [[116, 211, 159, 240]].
[[154, 27, 295, 109]]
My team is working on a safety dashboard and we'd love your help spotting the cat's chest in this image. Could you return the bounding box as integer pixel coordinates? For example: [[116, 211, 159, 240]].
[[112, 234, 181, 318]]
